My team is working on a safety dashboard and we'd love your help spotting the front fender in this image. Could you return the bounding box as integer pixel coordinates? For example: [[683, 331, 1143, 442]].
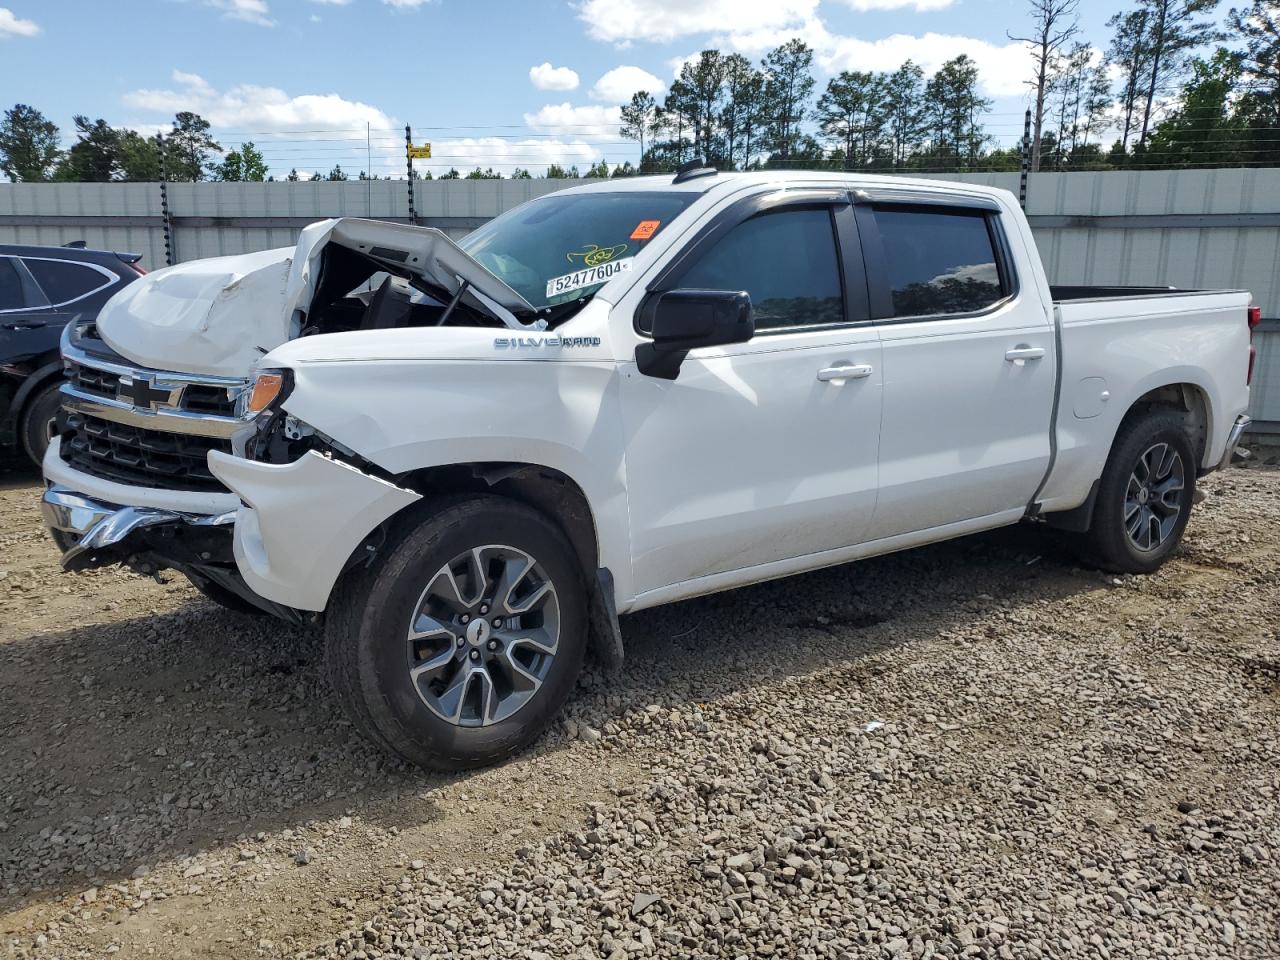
[[208, 449, 421, 611]]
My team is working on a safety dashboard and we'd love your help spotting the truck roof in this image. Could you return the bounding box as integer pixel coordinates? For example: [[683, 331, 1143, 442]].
[[554, 169, 1014, 203]]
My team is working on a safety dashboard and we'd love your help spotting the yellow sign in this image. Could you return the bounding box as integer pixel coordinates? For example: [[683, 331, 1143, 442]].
[[407, 143, 432, 159]]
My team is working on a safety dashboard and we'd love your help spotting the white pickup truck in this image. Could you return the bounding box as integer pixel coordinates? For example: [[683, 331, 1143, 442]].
[[41, 168, 1257, 769]]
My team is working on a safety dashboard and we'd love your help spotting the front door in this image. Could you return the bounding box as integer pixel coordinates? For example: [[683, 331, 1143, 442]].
[[620, 200, 884, 599]]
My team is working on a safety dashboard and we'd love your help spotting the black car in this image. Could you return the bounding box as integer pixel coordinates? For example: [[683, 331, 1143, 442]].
[[0, 242, 146, 465]]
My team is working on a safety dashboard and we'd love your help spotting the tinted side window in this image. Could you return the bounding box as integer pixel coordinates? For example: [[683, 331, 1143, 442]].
[[676, 208, 844, 332], [873, 208, 1005, 318], [23, 258, 111, 305], [0, 257, 25, 310]]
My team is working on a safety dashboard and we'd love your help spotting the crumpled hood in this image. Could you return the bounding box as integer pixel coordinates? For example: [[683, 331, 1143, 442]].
[[96, 247, 294, 378], [96, 217, 535, 379]]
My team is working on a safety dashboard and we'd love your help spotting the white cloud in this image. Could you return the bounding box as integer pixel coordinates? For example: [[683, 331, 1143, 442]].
[[529, 62, 580, 91], [590, 65, 665, 103], [820, 32, 1031, 98], [838, 0, 954, 10], [310, 0, 351, 4], [578, 0, 818, 45], [122, 70, 398, 134], [428, 138, 601, 177], [382, 0, 433, 7], [523, 103, 622, 138], [206, 0, 274, 26], [0, 7, 39, 37]]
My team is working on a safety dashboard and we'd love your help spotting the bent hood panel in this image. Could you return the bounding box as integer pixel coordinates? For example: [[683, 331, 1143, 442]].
[[96, 248, 294, 378], [96, 218, 536, 378]]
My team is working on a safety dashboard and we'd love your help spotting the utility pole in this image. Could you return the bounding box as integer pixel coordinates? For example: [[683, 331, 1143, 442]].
[[405, 124, 417, 225], [1019, 109, 1032, 212], [157, 133, 174, 266]]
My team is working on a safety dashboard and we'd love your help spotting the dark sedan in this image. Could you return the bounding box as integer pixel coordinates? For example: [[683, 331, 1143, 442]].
[[1, 242, 146, 465]]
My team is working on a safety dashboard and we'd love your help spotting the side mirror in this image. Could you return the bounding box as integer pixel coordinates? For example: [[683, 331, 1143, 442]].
[[636, 289, 754, 380]]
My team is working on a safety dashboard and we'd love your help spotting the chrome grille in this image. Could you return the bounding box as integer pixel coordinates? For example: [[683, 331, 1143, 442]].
[[58, 336, 249, 491]]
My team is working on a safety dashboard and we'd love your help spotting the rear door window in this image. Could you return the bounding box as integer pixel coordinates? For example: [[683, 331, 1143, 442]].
[[872, 208, 1007, 318], [672, 208, 845, 332], [0, 257, 25, 310], [23, 258, 113, 306]]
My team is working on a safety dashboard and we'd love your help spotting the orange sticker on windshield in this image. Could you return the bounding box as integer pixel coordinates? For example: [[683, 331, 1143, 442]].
[[630, 220, 661, 241]]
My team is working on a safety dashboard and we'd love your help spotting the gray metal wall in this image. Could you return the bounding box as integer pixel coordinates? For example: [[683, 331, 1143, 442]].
[[2, 169, 1278, 429]]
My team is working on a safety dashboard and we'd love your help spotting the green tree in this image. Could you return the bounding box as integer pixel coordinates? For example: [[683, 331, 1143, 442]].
[[327, 164, 349, 181], [0, 104, 61, 182], [1146, 48, 1244, 164], [1229, 0, 1280, 163], [761, 39, 816, 162], [882, 62, 928, 168], [922, 55, 993, 168], [285, 167, 300, 182], [619, 90, 660, 171], [116, 131, 164, 181], [583, 159, 611, 178], [438, 167, 461, 179], [816, 70, 890, 169], [721, 54, 766, 170], [55, 116, 121, 181], [510, 167, 533, 179], [218, 141, 268, 181], [464, 166, 502, 179], [165, 112, 221, 181], [1136, 0, 1224, 146], [1108, 9, 1156, 150], [546, 163, 579, 178]]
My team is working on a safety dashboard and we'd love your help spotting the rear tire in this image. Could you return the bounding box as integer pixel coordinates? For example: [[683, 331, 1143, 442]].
[[20, 380, 63, 466], [1080, 409, 1197, 574], [324, 495, 588, 770]]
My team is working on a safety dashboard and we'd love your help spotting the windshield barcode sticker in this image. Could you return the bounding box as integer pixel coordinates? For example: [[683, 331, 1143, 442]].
[[545, 257, 634, 298]]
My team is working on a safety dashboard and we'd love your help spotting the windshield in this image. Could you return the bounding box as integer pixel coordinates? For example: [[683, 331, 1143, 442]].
[[459, 191, 698, 311]]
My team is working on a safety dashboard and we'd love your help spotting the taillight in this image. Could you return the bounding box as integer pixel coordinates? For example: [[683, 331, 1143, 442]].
[[130, 262, 148, 276], [1247, 305, 1260, 386]]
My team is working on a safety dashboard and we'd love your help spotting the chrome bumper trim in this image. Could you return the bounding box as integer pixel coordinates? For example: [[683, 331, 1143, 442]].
[[1217, 415, 1252, 471], [42, 484, 235, 570], [60, 383, 248, 439]]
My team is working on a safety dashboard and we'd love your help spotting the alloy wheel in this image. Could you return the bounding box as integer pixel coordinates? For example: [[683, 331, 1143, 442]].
[[1123, 442, 1185, 552], [405, 544, 560, 727]]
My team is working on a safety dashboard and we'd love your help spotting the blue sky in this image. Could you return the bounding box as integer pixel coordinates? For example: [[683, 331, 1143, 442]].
[[1, 1, 1137, 177]]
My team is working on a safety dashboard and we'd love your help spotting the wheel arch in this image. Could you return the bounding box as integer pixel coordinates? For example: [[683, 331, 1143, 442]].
[[347, 460, 625, 670], [5, 358, 64, 433], [1117, 380, 1213, 470]]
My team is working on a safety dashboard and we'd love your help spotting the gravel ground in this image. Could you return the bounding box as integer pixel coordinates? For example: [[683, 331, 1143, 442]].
[[1, 448, 1277, 960]]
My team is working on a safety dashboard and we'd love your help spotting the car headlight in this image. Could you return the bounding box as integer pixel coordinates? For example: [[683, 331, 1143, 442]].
[[243, 368, 293, 417]]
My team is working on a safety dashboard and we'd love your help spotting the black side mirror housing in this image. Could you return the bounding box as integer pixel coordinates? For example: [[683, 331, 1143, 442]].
[[636, 289, 754, 380]]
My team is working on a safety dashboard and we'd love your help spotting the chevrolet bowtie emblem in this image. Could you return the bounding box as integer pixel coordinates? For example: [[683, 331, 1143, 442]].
[[118, 373, 178, 411]]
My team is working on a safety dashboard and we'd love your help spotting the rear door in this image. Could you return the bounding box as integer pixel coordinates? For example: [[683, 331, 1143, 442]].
[[0, 255, 55, 353], [857, 196, 1056, 540], [620, 191, 883, 597]]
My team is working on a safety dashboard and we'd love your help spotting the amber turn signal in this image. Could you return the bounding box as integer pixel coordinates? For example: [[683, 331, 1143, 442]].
[[245, 371, 286, 415]]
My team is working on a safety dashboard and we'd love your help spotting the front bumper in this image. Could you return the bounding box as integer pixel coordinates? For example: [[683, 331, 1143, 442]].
[[207, 449, 421, 612], [42, 484, 235, 571]]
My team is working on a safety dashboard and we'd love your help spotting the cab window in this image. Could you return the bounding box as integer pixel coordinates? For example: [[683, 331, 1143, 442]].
[[671, 208, 845, 332]]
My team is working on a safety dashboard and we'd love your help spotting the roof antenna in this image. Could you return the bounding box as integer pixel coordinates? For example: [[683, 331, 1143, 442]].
[[672, 158, 717, 185]]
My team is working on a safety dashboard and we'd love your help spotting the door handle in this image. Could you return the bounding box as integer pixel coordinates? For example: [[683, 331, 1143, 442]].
[[817, 363, 873, 383], [1005, 345, 1046, 363]]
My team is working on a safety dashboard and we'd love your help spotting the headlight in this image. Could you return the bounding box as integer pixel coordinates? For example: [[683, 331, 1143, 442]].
[[244, 368, 292, 416]]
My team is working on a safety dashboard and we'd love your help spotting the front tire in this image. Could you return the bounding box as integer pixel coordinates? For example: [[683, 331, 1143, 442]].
[[20, 380, 64, 466], [1081, 409, 1197, 574], [324, 495, 588, 770]]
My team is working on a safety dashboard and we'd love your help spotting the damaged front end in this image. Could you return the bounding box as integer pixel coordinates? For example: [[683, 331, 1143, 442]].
[[40, 484, 309, 623]]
